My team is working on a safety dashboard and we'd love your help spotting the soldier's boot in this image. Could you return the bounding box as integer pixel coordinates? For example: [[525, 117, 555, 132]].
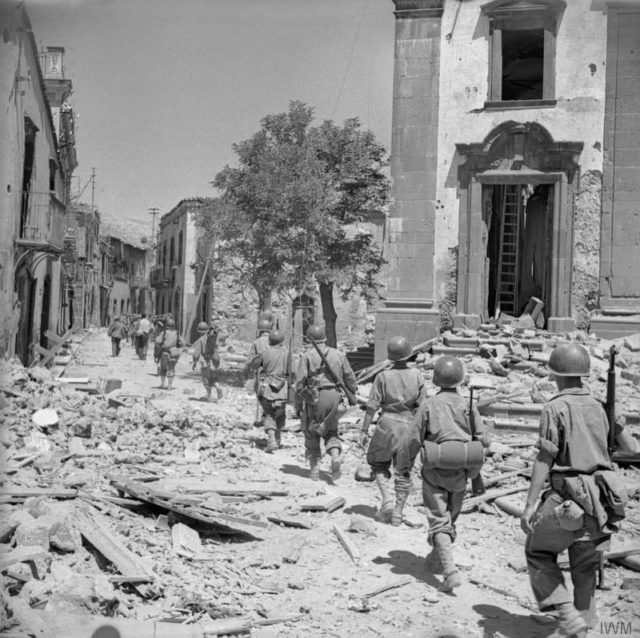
[[309, 457, 320, 481], [425, 548, 444, 574], [547, 603, 588, 638], [265, 430, 278, 453], [434, 533, 461, 592], [329, 448, 341, 481], [205, 387, 213, 402], [390, 488, 409, 527], [373, 473, 394, 523], [275, 428, 282, 448], [574, 587, 597, 629]]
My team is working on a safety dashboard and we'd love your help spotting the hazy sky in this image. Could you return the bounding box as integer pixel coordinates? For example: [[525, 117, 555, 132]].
[[29, 0, 395, 231]]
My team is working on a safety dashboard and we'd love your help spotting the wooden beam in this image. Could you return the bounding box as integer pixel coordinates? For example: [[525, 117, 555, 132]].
[[461, 486, 527, 513], [301, 495, 345, 513], [332, 525, 361, 564]]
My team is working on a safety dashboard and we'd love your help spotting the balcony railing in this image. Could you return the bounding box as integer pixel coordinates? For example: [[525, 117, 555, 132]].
[[18, 191, 65, 250]]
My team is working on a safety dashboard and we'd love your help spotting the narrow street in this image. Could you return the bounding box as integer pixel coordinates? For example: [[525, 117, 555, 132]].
[[2, 328, 639, 637]]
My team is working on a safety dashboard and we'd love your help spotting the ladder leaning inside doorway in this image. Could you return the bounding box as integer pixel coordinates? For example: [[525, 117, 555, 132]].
[[495, 185, 522, 317]]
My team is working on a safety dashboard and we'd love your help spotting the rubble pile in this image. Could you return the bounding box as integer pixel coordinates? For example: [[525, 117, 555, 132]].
[[0, 321, 639, 636]]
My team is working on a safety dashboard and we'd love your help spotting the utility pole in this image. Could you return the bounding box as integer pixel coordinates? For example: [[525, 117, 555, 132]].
[[81, 167, 96, 329], [148, 207, 160, 317]]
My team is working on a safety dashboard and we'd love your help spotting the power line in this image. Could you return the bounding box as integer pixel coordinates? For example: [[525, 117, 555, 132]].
[[331, 0, 369, 119]]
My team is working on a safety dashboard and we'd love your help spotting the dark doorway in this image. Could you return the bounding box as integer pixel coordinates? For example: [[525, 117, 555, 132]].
[[484, 184, 552, 324], [40, 274, 51, 348], [20, 118, 37, 237], [15, 267, 37, 366], [501, 29, 544, 101]]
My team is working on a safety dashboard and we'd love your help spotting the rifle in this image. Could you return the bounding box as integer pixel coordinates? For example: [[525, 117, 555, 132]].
[[468, 387, 486, 496], [598, 345, 617, 590], [606, 345, 617, 457], [309, 340, 357, 406]]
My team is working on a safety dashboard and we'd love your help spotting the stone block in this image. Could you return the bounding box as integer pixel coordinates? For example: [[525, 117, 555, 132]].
[[72, 417, 93, 438], [49, 521, 80, 552], [547, 317, 576, 334], [453, 314, 482, 330], [14, 517, 50, 551], [624, 333, 640, 351], [171, 522, 202, 555]]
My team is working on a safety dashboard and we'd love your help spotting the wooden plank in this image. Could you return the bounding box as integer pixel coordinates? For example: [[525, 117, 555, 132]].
[[301, 495, 345, 513], [111, 478, 268, 533], [266, 514, 312, 529], [364, 576, 412, 599], [0, 487, 77, 499], [493, 496, 524, 518], [332, 525, 361, 564], [74, 510, 153, 585], [604, 546, 640, 561], [461, 486, 527, 513]]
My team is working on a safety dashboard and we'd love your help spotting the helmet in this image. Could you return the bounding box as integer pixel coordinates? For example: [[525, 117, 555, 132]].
[[269, 329, 285, 345], [548, 342, 590, 377], [257, 318, 272, 333], [197, 321, 208, 333], [387, 336, 412, 361], [165, 317, 176, 328], [306, 325, 326, 343], [433, 356, 465, 388]]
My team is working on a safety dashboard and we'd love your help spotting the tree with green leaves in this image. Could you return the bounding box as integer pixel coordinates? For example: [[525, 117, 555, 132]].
[[211, 101, 389, 346]]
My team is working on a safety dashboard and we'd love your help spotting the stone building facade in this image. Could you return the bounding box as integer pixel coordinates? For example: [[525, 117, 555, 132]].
[[375, 0, 640, 359], [0, 3, 78, 365]]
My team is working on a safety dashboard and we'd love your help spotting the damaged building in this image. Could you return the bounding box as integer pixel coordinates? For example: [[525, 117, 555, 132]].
[[375, 0, 640, 360]]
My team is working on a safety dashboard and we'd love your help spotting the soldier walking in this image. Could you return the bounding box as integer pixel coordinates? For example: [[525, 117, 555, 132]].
[[135, 313, 152, 360], [192, 322, 221, 402], [154, 316, 183, 390], [246, 329, 290, 453], [411, 356, 489, 593], [245, 317, 273, 426], [521, 343, 636, 637], [359, 336, 425, 526], [107, 316, 127, 357], [295, 325, 357, 482]]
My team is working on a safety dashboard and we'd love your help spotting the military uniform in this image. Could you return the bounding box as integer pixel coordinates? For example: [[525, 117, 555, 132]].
[[155, 326, 183, 389], [413, 390, 485, 543], [107, 318, 126, 357], [192, 328, 220, 400], [295, 344, 357, 462], [525, 388, 627, 628], [254, 342, 289, 446]]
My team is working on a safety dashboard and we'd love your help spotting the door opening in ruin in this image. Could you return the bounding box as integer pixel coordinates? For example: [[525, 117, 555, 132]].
[[484, 183, 552, 325], [15, 267, 36, 366], [40, 275, 51, 348]]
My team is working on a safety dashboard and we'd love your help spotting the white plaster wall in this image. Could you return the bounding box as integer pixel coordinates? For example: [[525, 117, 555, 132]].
[[433, 0, 607, 302]]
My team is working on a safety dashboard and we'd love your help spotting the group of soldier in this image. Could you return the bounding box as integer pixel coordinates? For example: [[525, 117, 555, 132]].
[[241, 317, 638, 638], [102, 310, 639, 637]]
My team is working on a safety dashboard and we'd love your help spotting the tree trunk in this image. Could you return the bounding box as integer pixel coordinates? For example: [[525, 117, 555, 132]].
[[319, 281, 337, 348], [183, 258, 210, 343], [258, 288, 272, 312]]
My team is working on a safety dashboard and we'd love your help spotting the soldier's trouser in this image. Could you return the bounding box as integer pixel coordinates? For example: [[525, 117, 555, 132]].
[[302, 388, 342, 459], [367, 413, 416, 491], [525, 490, 607, 612], [259, 397, 285, 433], [159, 352, 178, 378], [200, 364, 217, 389], [111, 338, 121, 357], [421, 468, 467, 545]]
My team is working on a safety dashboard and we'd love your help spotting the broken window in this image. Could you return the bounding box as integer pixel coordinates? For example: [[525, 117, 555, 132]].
[[501, 28, 544, 101], [482, 0, 566, 105]]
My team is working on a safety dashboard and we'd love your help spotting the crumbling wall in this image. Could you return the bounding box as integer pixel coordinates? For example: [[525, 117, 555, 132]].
[[437, 246, 458, 331], [572, 169, 602, 329]]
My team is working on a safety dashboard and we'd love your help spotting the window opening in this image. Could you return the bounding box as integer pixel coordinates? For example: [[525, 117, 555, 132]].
[[178, 231, 183, 264], [501, 29, 544, 101]]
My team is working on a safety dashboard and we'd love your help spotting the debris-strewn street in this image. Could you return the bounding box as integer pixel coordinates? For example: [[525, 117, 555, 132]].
[[2, 325, 639, 637]]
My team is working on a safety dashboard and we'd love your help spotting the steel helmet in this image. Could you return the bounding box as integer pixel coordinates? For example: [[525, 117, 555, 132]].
[[269, 329, 285, 345], [197, 321, 208, 333], [387, 336, 412, 361], [257, 318, 272, 333], [433, 356, 465, 388], [548, 342, 590, 377], [165, 317, 176, 328], [306, 325, 326, 343]]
